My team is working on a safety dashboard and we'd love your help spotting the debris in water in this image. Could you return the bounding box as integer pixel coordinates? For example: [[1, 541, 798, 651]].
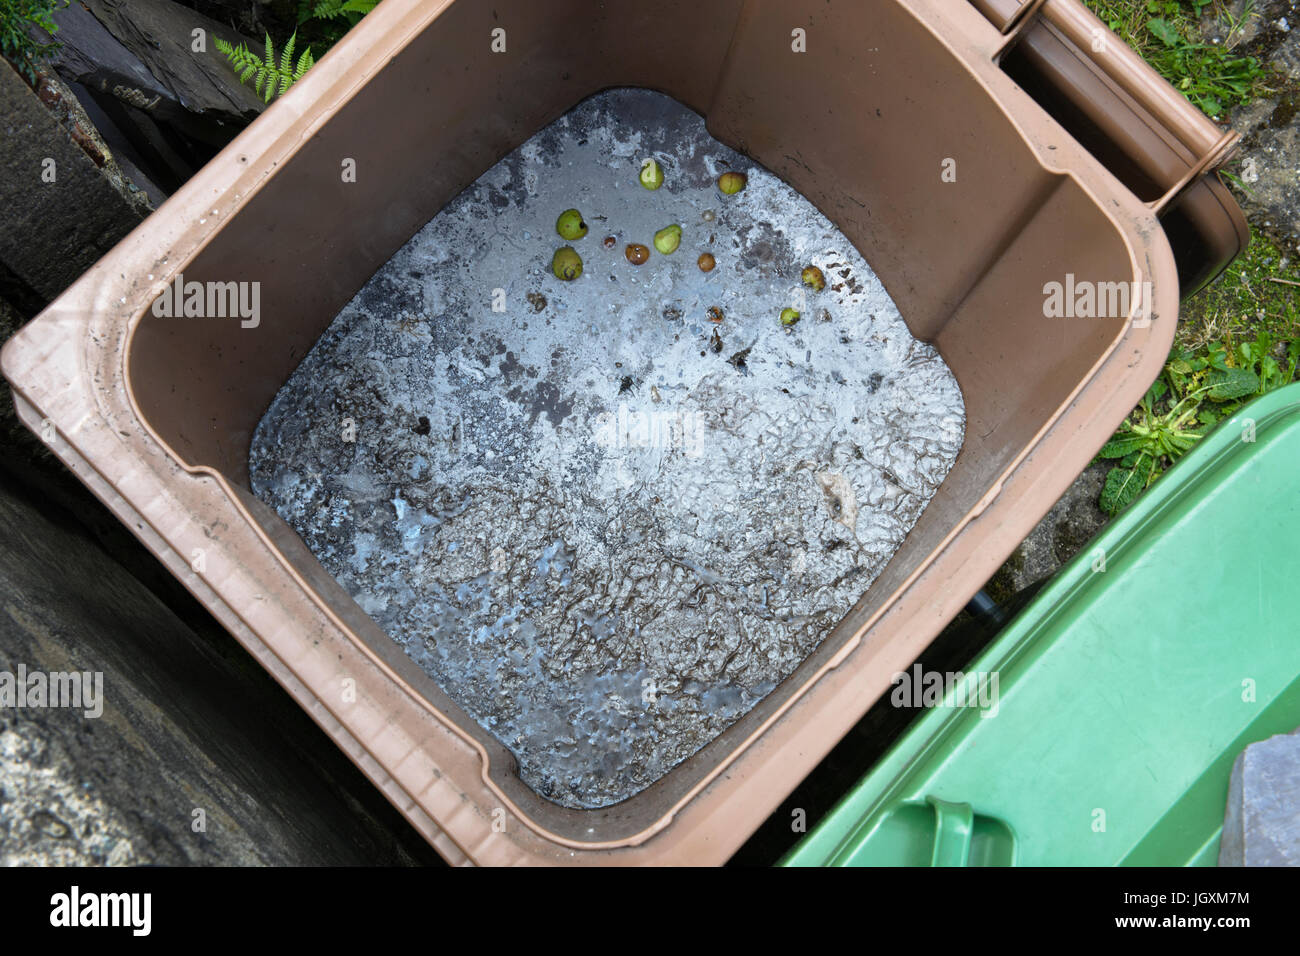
[[816, 471, 858, 532], [725, 345, 752, 371]]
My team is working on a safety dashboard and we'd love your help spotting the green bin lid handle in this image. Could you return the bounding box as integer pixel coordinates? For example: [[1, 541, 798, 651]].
[[926, 796, 974, 867]]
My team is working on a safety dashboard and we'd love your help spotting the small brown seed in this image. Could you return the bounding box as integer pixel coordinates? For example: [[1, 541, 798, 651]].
[[625, 243, 650, 265], [707, 306, 724, 323], [603, 235, 617, 249], [698, 253, 716, 272]]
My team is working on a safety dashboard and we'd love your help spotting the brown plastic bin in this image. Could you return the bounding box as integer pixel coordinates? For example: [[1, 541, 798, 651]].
[[2, 0, 1246, 864]]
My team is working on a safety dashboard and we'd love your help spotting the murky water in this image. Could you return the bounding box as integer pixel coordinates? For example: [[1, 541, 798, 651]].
[[249, 89, 965, 809]]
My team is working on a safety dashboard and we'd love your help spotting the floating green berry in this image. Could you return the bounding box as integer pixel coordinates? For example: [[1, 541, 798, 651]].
[[717, 171, 747, 195], [639, 158, 664, 190], [779, 307, 800, 326], [801, 265, 825, 292], [552, 246, 583, 280], [556, 208, 588, 240], [653, 224, 682, 255]]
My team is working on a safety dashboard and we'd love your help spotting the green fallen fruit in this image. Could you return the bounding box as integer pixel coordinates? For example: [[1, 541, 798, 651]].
[[552, 246, 583, 280], [779, 307, 800, 326], [801, 265, 825, 292], [653, 224, 682, 255], [717, 170, 747, 195], [556, 208, 588, 240], [639, 158, 664, 190]]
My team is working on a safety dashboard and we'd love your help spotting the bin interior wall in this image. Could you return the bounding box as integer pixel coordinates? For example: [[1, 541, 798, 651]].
[[125, 0, 1130, 832]]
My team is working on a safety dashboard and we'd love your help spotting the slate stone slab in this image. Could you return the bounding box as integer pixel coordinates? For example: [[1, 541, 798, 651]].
[[36, 0, 266, 142], [0, 301, 442, 867], [0, 60, 145, 306], [39, 0, 176, 121]]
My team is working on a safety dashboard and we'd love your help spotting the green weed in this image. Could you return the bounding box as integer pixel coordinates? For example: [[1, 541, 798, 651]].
[[1097, 331, 1300, 514], [0, 0, 67, 83], [1083, 0, 1269, 116]]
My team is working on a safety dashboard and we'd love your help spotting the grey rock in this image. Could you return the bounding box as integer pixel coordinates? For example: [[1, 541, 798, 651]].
[[982, 462, 1110, 602], [1201, 0, 1300, 255], [1219, 727, 1300, 866]]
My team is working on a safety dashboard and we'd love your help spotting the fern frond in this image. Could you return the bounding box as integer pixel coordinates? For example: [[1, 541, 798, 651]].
[[280, 32, 296, 75], [311, 0, 378, 20], [213, 30, 314, 103], [312, 0, 347, 19], [294, 47, 314, 81]]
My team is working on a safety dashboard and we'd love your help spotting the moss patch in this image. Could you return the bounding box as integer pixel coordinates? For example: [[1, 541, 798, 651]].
[[985, 548, 1026, 605], [1179, 234, 1299, 350]]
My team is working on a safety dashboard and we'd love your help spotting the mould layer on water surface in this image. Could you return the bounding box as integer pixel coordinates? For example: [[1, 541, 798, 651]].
[[250, 89, 965, 809]]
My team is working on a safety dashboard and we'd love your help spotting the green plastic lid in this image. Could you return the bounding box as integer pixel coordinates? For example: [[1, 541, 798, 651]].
[[783, 383, 1300, 867]]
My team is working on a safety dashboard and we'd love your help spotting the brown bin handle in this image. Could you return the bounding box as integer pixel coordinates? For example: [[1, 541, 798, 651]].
[[977, 0, 1240, 211], [1143, 128, 1239, 213]]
